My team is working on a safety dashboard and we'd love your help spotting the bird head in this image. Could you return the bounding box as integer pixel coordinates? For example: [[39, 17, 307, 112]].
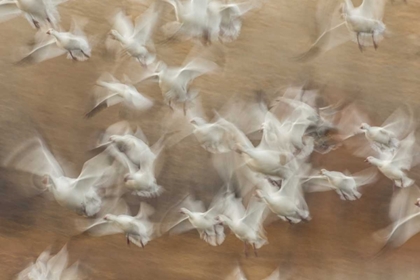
[[103, 214, 115, 221], [46, 29, 54, 35], [124, 174, 132, 183], [320, 169, 327, 175], [364, 156, 374, 164], [360, 123, 370, 131], [179, 208, 188, 215], [109, 29, 120, 40]]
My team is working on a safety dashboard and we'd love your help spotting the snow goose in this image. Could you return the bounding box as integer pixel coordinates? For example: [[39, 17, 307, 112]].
[[216, 196, 269, 257], [0, 0, 67, 29], [134, 56, 218, 114], [303, 167, 378, 200], [77, 198, 157, 248], [297, 0, 387, 61], [255, 160, 312, 224], [106, 4, 159, 67], [3, 137, 122, 217], [365, 131, 420, 189], [18, 17, 92, 64], [159, 191, 233, 246], [17, 245, 81, 280], [85, 73, 154, 118]]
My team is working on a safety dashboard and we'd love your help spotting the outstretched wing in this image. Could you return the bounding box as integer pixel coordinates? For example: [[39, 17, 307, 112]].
[[295, 22, 349, 62], [177, 58, 219, 86], [3, 137, 64, 178], [133, 2, 159, 43]]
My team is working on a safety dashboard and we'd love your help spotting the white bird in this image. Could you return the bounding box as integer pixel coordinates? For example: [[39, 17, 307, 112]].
[[106, 129, 178, 197], [373, 185, 420, 256], [135, 56, 218, 114], [344, 105, 414, 154], [18, 17, 92, 64], [160, 191, 232, 246], [207, 0, 260, 43], [366, 131, 420, 190], [3, 137, 122, 217], [0, 0, 67, 29], [85, 72, 154, 118], [216, 196, 268, 257], [77, 198, 157, 248], [161, 0, 213, 45], [16, 245, 81, 280], [303, 167, 378, 200], [255, 161, 312, 223], [297, 0, 387, 61], [106, 4, 159, 67]]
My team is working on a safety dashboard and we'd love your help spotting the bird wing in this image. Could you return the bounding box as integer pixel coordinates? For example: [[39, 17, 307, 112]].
[[85, 92, 123, 118], [381, 105, 415, 140], [352, 167, 379, 188], [96, 121, 134, 146], [76, 198, 129, 235], [112, 9, 134, 38], [357, 0, 386, 20], [135, 202, 155, 220], [61, 262, 81, 280], [0, 1, 20, 23], [242, 196, 268, 229], [133, 3, 159, 43], [46, 245, 69, 279], [69, 16, 88, 40], [177, 58, 219, 86], [295, 22, 349, 62], [3, 137, 65, 179], [17, 39, 65, 65], [392, 132, 419, 170], [302, 175, 335, 193], [160, 194, 206, 235]]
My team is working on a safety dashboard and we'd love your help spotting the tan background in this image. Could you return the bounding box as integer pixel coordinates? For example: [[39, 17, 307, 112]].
[[1, 0, 420, 279]]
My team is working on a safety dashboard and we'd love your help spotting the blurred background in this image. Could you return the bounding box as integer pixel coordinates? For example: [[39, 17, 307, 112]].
[[1, 0, 420, 279]]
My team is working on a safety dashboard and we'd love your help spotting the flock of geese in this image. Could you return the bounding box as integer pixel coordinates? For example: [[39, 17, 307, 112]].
[[0, 0, 419, 279]]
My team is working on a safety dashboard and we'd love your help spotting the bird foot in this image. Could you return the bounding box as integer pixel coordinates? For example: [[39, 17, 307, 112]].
[[126, 236, 130, 246]]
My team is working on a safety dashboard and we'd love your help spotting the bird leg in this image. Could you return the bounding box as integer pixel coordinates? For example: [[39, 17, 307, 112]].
[[372, 33, 378, 50], [69, 51, 78, 61], [126, 235, 130, 246], [400, 179, 404, 188], [357, 33, 363, 52], [253, 244, 258, 257], [168, 99, 174, 111], [140, 240, 145, 248], [81, 50, 90, 59], [47, 17, 52, 24], [243, 243, 249, 257]]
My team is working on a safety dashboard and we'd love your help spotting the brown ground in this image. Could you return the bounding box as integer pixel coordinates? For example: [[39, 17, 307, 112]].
[[1, 0, 420, 279]]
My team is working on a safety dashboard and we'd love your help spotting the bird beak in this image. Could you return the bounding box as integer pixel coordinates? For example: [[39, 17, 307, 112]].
[[415, 201, 420, 207], [124, 175, 131, 182], [364, 159, 368, 163]]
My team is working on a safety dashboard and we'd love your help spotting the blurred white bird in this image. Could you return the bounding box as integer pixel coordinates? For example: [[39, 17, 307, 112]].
[[160, 191, 232, 246], [255, 161, 312, 223], [106, 4, 159, 67], [366, 131, 420, 190], [16, 245, 81, 280], [77, 198, 157, 248], [135, 57, 218, 114], [105, 129, 179, 197], [341, 105, 414, 155], [297, 0, 387, 60], [3, 137, 122, 217], [0, 0, 67, 29], [18, 17, 92, 64], [85, 73, 154, 118], [216, 196, 268, 257], [373, 185, 420, 256], [303, 167, 378, 200], [208, 0, 260, 43], [161, 0, 213, 45]]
